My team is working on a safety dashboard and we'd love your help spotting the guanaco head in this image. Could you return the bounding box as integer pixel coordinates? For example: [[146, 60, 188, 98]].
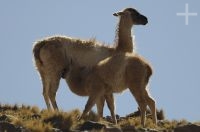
[[113, 8, 148, 25]]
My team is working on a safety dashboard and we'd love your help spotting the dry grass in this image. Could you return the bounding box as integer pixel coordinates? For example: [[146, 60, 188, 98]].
[[0, 104, 199, 132], [0, 104, 81, 131], [118, 117, 157, 129]]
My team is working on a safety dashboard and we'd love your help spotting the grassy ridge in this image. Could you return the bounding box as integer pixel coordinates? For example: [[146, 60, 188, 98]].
[[0, 104, 81, 131], [0, 104, 199, 132]]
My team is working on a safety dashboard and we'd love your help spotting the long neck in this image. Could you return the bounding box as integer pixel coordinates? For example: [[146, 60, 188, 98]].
[[115, 18, 134, 52]]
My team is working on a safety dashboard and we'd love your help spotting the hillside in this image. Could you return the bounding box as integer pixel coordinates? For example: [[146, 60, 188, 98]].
[[0, 104, 199, 132]]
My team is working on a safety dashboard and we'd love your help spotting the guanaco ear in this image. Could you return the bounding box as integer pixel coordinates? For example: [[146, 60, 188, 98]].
[[113, 11, 125, 17]]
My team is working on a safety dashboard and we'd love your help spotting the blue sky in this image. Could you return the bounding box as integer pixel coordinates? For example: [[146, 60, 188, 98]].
[[0, 0, 199, 122]]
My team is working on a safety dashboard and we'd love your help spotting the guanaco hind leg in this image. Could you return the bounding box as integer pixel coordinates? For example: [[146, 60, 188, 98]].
[[96, 96, 105, 119], [105, 94, 117, 124]]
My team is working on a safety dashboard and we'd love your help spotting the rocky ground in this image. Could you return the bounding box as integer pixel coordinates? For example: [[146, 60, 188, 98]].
[[0, 104, 199, 132]]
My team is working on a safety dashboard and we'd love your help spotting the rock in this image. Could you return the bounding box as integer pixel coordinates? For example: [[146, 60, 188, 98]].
[[126, 108, 165, 120], [31, 114, 41, 119], [105, 115, 112, 122], [51, 127, 63, 132], [174, 124, 200, 132], [0, 122, 18, 132], [121, 126, 137, 132], [137, 128, 159, 132], [126, 110, 141, 118], [79, 121, 106, 131], [17, 126, 31, 132], [69, 130, 81, 132], [0, 121, 29, 132], [116, 114, 120, 120], [105, 127, 122, 132], [104, 114, 120, 123], [0, 114, 18, 122], [156, 109, 165, 120]]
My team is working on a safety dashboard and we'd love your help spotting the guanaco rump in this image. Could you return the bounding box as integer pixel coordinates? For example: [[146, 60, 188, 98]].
[[33, 8, 148, 123]]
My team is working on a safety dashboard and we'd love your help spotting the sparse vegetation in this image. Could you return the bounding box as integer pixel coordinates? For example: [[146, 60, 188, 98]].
[[0, 104, 80, 131], [0, 104, 199, 132]]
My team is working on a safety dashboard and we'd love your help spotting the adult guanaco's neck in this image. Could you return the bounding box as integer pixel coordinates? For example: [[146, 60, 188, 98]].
[[115, 18, 134, 53]]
